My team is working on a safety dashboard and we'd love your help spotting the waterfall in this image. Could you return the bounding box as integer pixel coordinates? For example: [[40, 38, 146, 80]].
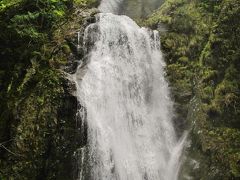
[[98, 0, 123, 14], [73, 1, 187, 180]]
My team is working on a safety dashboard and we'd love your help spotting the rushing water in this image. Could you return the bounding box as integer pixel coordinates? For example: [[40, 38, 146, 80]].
[[73, 0, 187, 179], [99, 0, 124, 14]]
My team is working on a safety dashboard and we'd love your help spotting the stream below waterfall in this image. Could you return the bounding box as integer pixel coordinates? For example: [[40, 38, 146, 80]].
[[73, 0, 187, 179]]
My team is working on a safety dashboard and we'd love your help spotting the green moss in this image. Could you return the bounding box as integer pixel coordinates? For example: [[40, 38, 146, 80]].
[[146, 0, 240, 178], [62, 44, 72, 55], [0, 0, 97, 179], [74, 0, 99, 7]]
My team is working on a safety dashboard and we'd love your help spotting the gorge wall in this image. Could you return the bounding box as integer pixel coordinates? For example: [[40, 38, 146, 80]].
[[0, 0, 239, 179], [145, 0, 240, 179], [0, 0, 99, 179]]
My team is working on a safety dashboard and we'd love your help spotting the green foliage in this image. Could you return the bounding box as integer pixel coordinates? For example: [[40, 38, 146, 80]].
[[146, 0, 240, 178], [0, 0, 97, 179], [74, 0, 98, 7]]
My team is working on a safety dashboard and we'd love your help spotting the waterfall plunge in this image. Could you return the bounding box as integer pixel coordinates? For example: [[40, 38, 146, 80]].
[[73, 1, 186, 180]]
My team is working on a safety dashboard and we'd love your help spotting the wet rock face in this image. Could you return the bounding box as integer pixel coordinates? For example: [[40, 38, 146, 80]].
[[56, 86, 80, 179], [58, 9, 101, 179], [63, 11, 98, 74]]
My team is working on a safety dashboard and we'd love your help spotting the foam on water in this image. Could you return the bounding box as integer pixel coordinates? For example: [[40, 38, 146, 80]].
[[73, 1, 187, 179]]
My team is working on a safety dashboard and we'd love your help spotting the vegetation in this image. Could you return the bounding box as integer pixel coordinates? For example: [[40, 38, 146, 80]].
[[145, 0, 240, 178], [0, 0, 239, 179], [0, 0, 97, 179]]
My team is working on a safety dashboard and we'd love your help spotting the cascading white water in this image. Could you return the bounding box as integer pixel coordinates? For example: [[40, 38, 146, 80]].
[[73, 1, 187, 180], [98, 0, 123, 14]]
